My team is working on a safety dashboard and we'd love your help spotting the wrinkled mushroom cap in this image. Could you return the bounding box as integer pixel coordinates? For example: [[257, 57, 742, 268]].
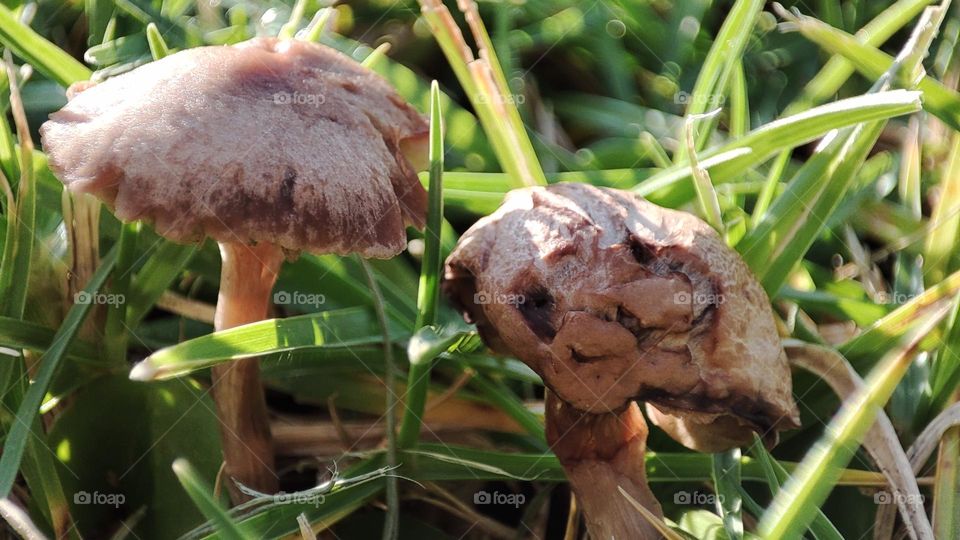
[[40, 37, 428, 258], [443, 183, 800, 451]]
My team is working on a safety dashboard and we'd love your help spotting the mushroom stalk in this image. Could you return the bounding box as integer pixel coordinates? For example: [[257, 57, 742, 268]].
[[212, 241, 284, 500], [546, 393, 663, 539]]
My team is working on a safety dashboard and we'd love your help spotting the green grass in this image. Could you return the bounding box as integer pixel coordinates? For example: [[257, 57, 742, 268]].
[[2, 1, 960, 539]]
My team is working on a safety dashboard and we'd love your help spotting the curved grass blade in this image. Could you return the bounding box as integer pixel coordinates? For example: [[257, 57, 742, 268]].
[[129, 307, 405, 381], [357, 258, 399, 540], [758, 300, 953, 539], [184, 457, 386, 540]]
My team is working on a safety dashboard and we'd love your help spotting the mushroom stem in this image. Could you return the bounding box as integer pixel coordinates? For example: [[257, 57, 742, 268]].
[[212, 241, 284, 501], [545, 392, 663, 540]]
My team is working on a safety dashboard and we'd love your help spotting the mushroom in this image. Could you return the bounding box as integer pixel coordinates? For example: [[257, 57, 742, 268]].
[[443, 183, 799, 535], [40, 37, 429, 499]]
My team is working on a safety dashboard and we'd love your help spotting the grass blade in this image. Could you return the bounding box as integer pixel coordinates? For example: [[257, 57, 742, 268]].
[[124, 241, 197, 329], [146, 22, 171, 60], [0, 5, 91, 86], [172, 459, 250, 540], [758, 300, 952, 539], [130, 307, 402, 380], [674, 0, 763, 159], [711, 449, 743, 540], [0, 245, 117, 497], [358, 259, 399, 540], [783, 4, 960, 131], [840, 268, 960, 365], [633, 91, 921, 198], [399, 81, 445, 449]]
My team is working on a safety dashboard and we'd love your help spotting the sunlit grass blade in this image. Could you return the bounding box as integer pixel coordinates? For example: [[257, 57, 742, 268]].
[[633, 91, 920, 198], [278, 0, 308, 40], [840, 268, 960, 365], [674, 0, 763, 159], [0, 5, 91, 85], [924, 133, 960, 283], [791, 0, 933, 110], [172, 459, 250, 540], [146, 22, 171, 60], [748, 436, 844, 540], [758, 300, 953, 539], [782, 4, 960, 131], [301, 8, 335, 43], [739, 119, 892, 295], [399, 81, 445, 449], [0, 244, 117, 497], [738, 1, 946, 294], [130, 307, 402, 381], [418, 0, 546, 188]]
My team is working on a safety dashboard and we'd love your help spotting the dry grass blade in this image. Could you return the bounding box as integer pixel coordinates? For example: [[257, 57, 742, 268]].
[[784, 340, 934, 540], [873, 402, 960, 538], [0, 497, 48, 540]]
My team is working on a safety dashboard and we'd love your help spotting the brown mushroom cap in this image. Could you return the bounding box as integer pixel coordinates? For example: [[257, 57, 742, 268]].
[[40, 37, 428, 258], [443, 183, 800, 451]]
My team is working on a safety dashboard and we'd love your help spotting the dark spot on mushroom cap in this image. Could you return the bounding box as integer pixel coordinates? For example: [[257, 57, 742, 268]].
[[280, 167, 297, 209], [517, 286, 556, 340], [628, 234, 656, 265]]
